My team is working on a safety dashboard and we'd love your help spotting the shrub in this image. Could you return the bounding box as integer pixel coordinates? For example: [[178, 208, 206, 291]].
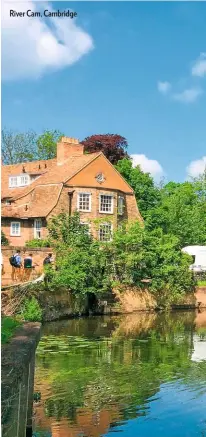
[[25, 238, 51, 248], [1, 230, 9, 246], [22, 297, 42, 321], [1, 316, 21, 344]]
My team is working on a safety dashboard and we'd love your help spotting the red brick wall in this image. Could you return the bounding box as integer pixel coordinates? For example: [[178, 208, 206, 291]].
[[1, 218, 48, 247], [48, 186, 142, 238]]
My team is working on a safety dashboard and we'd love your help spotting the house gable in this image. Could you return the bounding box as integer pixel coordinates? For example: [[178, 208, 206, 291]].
[[68, 154, 134, 194]]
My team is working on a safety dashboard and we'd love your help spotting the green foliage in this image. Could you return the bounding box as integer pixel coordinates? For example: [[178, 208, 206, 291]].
[[1, 129, 37, 164], [25, 238, 51, 248], [117, 159, 206, 247], [146, 180, 206, 246], [46, 212, 194, 305], [22, 297, 42, 322], [1, 128, 64, 164], [47, 213, 110, 295], [1, 230, 9, 246], [1, 317, 21, 344], [116, 158, 160, 218], [106, 222, 194, 303], [36, 130, 63, 160]]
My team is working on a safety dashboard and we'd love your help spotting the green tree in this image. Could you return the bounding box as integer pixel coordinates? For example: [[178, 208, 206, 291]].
[[36, 130, 64, 160], [116, 158, 160, 218], [1, 128, 37, 164], [1, 128, 64, 164], [47, 213, 110, 296], [146, 181, 206, 246]]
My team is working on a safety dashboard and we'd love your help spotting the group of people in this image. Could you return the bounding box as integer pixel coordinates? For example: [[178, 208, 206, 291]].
[[7, 250, 54, 283]]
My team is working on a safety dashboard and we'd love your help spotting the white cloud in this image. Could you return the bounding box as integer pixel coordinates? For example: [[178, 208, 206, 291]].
[[2, 1, 94, 80], [131, 154, 164, 178], [187, 156, 206, 177], [172, 87, 203, 103], [192, 53, 206, 77], [157, 81, 171, 94]]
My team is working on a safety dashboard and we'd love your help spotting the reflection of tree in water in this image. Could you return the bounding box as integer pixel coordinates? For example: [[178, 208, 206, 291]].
[[34, 311, 206, 434]]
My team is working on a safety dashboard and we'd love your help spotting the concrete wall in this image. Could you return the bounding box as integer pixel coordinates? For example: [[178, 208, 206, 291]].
[[1, 247, 53, 287], [1, 323, 41, 437]]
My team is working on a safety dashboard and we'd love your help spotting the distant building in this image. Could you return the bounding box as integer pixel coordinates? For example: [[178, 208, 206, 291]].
[[1, 137, 143, 246]]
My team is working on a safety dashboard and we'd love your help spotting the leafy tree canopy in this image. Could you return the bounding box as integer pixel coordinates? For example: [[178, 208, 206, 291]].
[[116, 158, 160, 218], [1, 129, 64, 164]]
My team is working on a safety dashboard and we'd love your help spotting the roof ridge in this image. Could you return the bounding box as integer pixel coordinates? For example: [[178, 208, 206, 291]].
[[2, 158, 57, 168]]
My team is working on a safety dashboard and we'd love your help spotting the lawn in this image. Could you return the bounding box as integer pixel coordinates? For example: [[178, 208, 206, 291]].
[[197, 280, 206, 286]]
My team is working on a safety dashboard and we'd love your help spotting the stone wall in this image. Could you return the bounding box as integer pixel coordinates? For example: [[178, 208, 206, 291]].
[[1, 247, 53, 287], [1, 322, 41, 437]]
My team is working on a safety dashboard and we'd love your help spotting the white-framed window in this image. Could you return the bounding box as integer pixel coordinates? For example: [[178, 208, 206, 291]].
[[9, 174, 30, 188], [20, 175, 29, 186], [77, 193, 91, 212], [9, 177, 18, 188], [99, 222, 113, 242], [99, 194, 113, 214], [118, 196, 124, 215], [34, 219, 42, 239], [10, 221, 21, 236]]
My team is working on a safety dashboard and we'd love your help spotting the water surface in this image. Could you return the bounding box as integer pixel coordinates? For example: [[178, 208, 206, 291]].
[[33, 311, 206, 437]]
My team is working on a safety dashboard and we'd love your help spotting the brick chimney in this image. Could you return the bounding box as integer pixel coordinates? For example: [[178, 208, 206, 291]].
[[57, 137, 84, 165]]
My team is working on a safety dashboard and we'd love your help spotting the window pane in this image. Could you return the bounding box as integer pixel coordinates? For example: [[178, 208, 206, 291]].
[[20, 175, 29, 186], [118, 196, 124, 215], [11, 222, 20, 236], [34, 219, 42, 239], [100, 195, 112, 213], [99, 223, 112, 241], [9, 177, 17, 187], [78, 193, 91, 211]]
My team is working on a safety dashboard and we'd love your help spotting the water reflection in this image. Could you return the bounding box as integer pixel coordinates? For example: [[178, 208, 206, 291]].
[[33, 311, 206, 437]]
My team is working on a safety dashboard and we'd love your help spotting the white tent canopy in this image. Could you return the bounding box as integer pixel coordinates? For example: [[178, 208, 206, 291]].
[[182, 246, 206, 270]]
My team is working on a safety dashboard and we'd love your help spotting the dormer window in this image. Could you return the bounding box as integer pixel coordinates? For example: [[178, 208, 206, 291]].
[[20, 175, 29, 186], [9, 174, 30, 188], [9, 176, 18, 187]]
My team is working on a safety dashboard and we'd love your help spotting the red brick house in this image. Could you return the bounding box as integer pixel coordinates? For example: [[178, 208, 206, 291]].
[[1, 137, 143, 246]]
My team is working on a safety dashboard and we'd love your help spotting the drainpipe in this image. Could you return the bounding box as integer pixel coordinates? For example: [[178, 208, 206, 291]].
[[67, 191, 74, 216]]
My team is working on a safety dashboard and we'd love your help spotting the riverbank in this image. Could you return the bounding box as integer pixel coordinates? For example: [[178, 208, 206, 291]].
[[2, 284, 206, 322]]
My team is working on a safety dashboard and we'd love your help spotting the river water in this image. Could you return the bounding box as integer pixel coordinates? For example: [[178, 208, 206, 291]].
[[33, 311, 206, 437]]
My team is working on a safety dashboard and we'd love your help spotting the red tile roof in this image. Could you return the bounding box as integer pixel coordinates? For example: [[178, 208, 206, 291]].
[[1, 152, 101, 218], [1, 158, 56, 199], [1, 184, 63, 218]]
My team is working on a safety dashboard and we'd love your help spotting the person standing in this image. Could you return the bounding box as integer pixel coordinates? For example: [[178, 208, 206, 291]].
[[23, 253, 38, 282], [10, 250, 22, 282]]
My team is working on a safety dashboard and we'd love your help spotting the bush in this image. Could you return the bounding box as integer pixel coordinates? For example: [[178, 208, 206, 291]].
[[47, 213, 110, 296], [1, 230, 9, 246], [25, 238, 51, 248], [1, 317, 21, 344], [22, 297, 42, 321]]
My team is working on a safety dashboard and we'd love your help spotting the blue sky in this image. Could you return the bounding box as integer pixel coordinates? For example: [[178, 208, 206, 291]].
[[2, 1, 206, 181]]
